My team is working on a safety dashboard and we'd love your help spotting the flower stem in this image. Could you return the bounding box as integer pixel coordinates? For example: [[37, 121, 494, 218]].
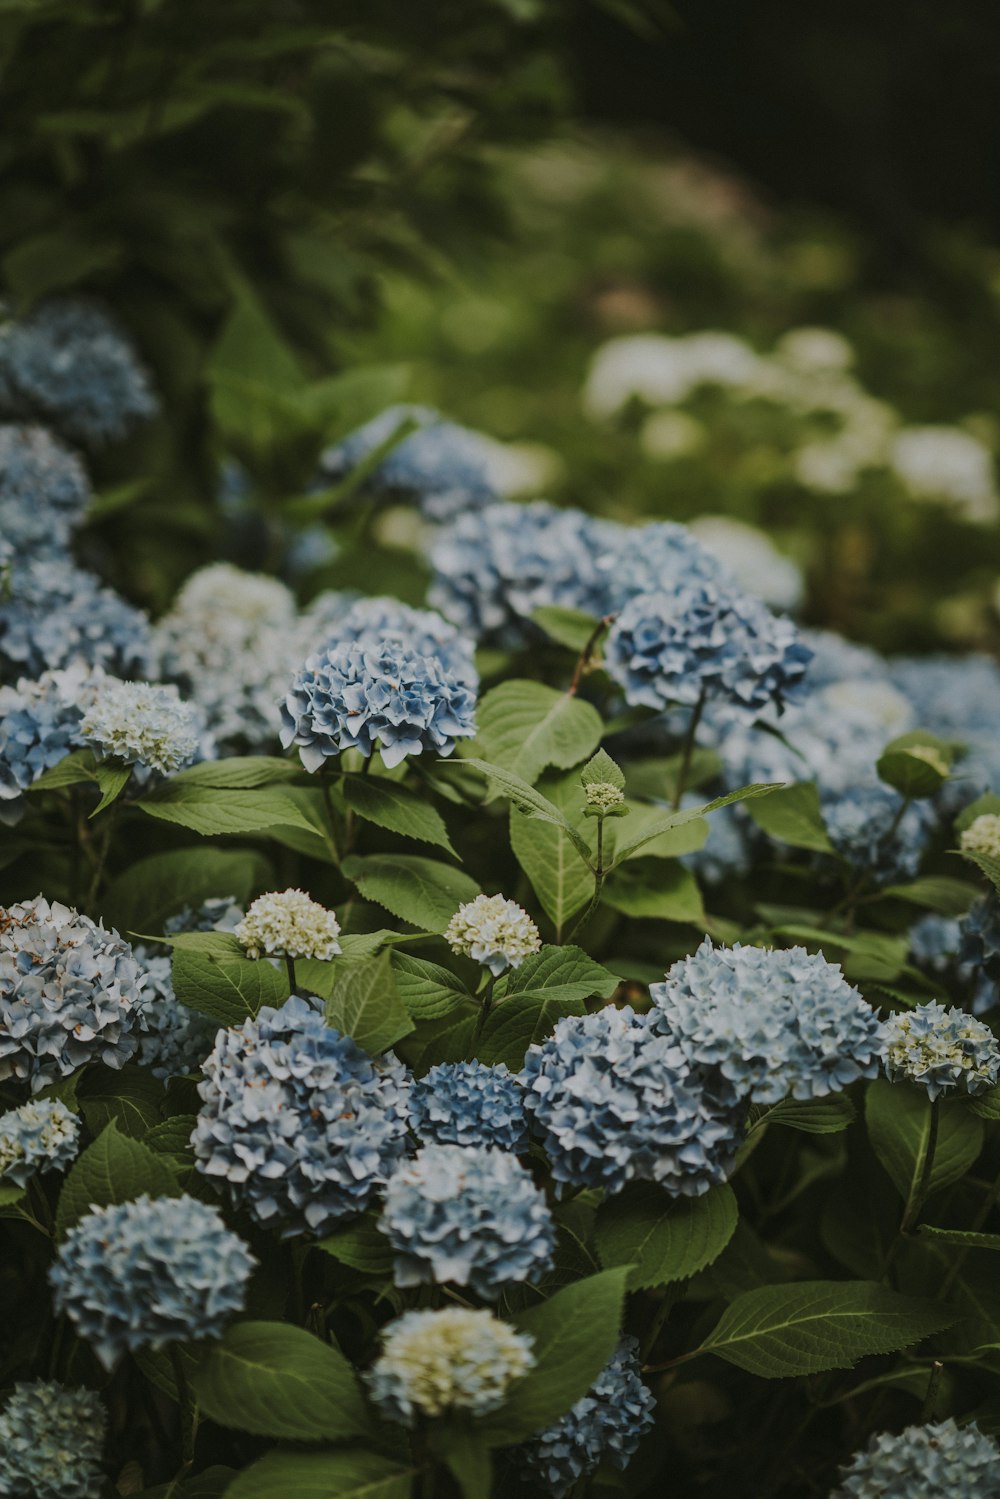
[[569, 614, 616, 695], [169, 1347, 197, 1472], [672, 687, 707, 810], [466, 977, 495, 1060], [565, 817, 605, 944], [901, 1096, 940, 1235], [285, 954, 297, 992]]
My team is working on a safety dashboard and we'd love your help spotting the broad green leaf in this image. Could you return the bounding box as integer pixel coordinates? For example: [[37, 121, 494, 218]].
[[0, 1183, 26, 1207], [495, 945, 618, 1006], [602, 859, 706, 925], [191, 1321, 369, 1442], [145, 1116, 198, 1158], [745, 781, 833, 853], [90, 762, 132, 817], [510, 771, 595, 937], [474, 680, 602, 786], [391, 953, 474, 1019], [970, 1085, 1000, 1121], [102, 846, 270, 940], [774, 924, 909, 983], [750, 1095, 856, 1135], [595, 1182, 737, 1289], [479, 1269, 631, 1446], [464, 758, 594, 865], [866, 1079, 984, 1217], [612, 803, 708, 860], [608, 784, 780, 867], [531, 605, 601, 653], [323, 952, 414, 1054], [580, 748, 625, 790], [316, 1216, 394, 1276], [169, 758, 301, 789], [55, 1125, 176, 1239], [698, 1280, 953, 1378], [877, 731, 954, 799], [225, 1449, 415, 1499], [342, 776, 456, 854], [27, 748, 98, 791], [956, 793, 1000, 834], [476, 994, 586, 1070], [960, 848, 1000, 900], [171, 945, 290, 1027], [341, 854, 479, 933], [918, 1226, 1000, 1251], [880, 876, 979, 915], [78, 1064, 165, 1139], [430, 1425, 492, 1499], [207, 290, 305, 395], [136, 784, 315, 837]]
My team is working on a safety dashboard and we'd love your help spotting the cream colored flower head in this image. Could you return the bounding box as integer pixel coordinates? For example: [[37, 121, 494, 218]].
[[366, 1307, 534, 1425], [235, 889, 341, 961], [445, 893, 541, 976], [960, 813, 1000, 861]]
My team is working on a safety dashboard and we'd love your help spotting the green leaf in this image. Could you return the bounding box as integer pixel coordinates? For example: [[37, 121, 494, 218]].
[[611, 803, 707, 860], [191, 1321, 370, 1442], [341, 854, 479, 933], [77, 1065, 165, 1139], [970, 1085, 1000, 1121], [316, 1216, 394, 1276], [475, 994, 587, 1070], [145, 1116, 198, 1158], [745, 781, 834, 853], [474, 681, 602, 786], [531, 606, 601, 653], [877, 731, 954, 798], [698, 1280, 953, 1378], [464, 758, 594, 865], [29, 748, 98, 791], [171, 945, 290, 1027], [479, 1269, 631, 1446], [225, 1450, 415, 1499], [865, 1079, 984, 1218], [580, 748, 625, 791], [602, 859, 706, 925], [55, 1125, 176, 1239], [960, 848, 1000, 900], [495, 945, 618, 1007], [136, 784, 315, 837], [430, 1425, 492, 1499], [391, 953, 474, 1019], [608, 784, 780, 867], [751, 1096, 856, 1135], [510, 771, 595, 937], [342, 776, 456, 854], [169, 758, 301, 789], [90, 762, 132, 817], [0, 1183, 26, 1207], [324, 952, 414, 1054], [880, 876, 980, 915], [595, 1182, 738, 1289], [102, 847, 270, 940], [918, 1226, 1000, 1251]]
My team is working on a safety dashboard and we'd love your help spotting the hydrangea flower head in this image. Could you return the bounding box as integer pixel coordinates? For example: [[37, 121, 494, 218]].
[[0, 424, 90, 562], [605, 583, 811, 719], [822, 782, 935, 885], [408, 1062, 528, 1151], [881, 1002, 1000, 1100], [961, 814, 1000, 860], [0, 559, 152, 684], [605, 518, 733, 609], [0, 662, 103, 823], [134, 899, 242, 1081], [832, 1419, 1000, 1498], [522, 1005, 743, 1196], [320, 595, 478, 686], [366, 1308, 534, 1425], [514, 1337, 655, 1499], [193, 995, 410, 1234], [445, 894, 541, 976], [960, 896, 1000, 984], [0, 1098, 79, 1187], [379, 1143, 555, 1297], [235, 888, 342, 961], [81, 679, 200, 774], [0, 897, 145, 1092], [281, 639, 476, 771], [649, 939, 885, 1106], [50, 1193, 255, 1369], [0, 1379, 106, 1499]]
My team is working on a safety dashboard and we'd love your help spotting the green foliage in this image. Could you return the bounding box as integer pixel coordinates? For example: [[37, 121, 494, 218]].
[[55, 1125, 177, 1239], [341, 854, 480, 932], [323, 952, 415, 1055], [171, 937, 291, 1026], [595, 1182, 738, 1289], [865, 1078, 984, 1211], [475, 680, 604, 786]]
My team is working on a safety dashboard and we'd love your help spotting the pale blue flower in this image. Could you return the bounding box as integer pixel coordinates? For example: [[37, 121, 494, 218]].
[[409, 1062, 529, 1152], [0, 424, 90, 562], [0, 1098, 79, 1187], [0, 1379, 106, 1499], [134, 898, 241, 1081], [0, 663, 101, 823], [821, 782, 935, 885], [0, 559, 152, 684], [881, 1001, 1000, 1100], [890, 654, 1000, 805], [833, 1419, 1000, 1497], [960, 896, 1000, 987], [317, 595, 479, 686]]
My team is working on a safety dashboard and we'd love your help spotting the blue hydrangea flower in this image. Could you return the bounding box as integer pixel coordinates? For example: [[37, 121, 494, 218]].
[[513, 1337, 656, 1498], [0, 558, 152, 684], [378, 1142, 555, 1298], [890, 654, 1000, 805], [317, 404, 498, 521], [821, 782, 936, 885], [0, 1098, 79, 1187], [832, 1419, 1000, 1498], [366, 1307, 535, 1425], [881, 1001, 1000, 1100], [409, 1062, 529, 1152], [0, 897, 146, 1093], [522, 1005, 743, 1197], [605, 584, 811, 720], [0, 1379, 106, 1499], [193, 994, 411, 1235], [134, 898, 242, 1081], [0, 663, 102, 824], [0, 424, 90, 562], [316, 595, 479, 686], [910, 914, 965, 976], [602, 519, 731, 610], [650, 939, 885, 1107], [280, 639, 476, 771], [800, 628, 890, 688], [50, 1193, 255, 1369], [960, 896, 1000, 986], [0, 299, 156, 448]]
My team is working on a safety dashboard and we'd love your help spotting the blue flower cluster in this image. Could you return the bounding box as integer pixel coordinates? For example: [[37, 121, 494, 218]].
[[378, 1143, 555, 1298], [408, 1062, 529, 1152], [193, 995, 411, 1235], [606, 518, 731, 606], [280, 639, 477, 771], [0, 299, 156, 449], [605, 583, 811, 719], [321, 595, 479, 686], [134, 898, 242, 1081], [522, 1006, 743, 1197], [960, 896, 1000, 987], [0, 897, 146, 1092], [0, 424, 90, 561], [514, 1337, 656, 1499], [0, 558, 152, 684], [821, 782, 935, 885], [50, 1193, 255, 1369], [0, 1379, 106, 1499], [0, 663, 100, 824], [0, 1098, 79, 1187], [317, 404, 498, 521], [832, 1419, 1000, 1498], [881, 1001, 1000, 1100], [650, 939, 885, 1106]]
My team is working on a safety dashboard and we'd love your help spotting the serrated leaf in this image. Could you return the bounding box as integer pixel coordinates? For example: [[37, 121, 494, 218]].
[[476, 994, 587, 1070], [880, 876, 980, 915], [960, 848, 1000, 899], [580, 748, 625, 790], [751, 1095, 856, 1135], [595, 1182, 737, 1289], [90, 762, 132, 817], [324, 951, 414, 1054], [168, 758, 301, 789], [341, 854, 479, 933], [316, 1216, 394, 1276], [225, 1450, 415, 1499], [145, 1116, 198, 1158], [191, 1321, 370, 1442], [465, 758, 594, 865], [391, 953, 473, 1019], [136, 784, 315, 837], [602, 858, 706, 925], [698, 1280, 953, 1378], [102, 847, 270, 940], [77, 1064, 165, 1139], [918, 1226, 1000, 1251], [877, 731, 954, 798], [171, 945, 290, 1027], [608, 784, 780, 867], [28, 748, 98, 791], [474, 680, 602, 785], [342, 776, 455, 854], [865, 1079, 984, 1218], [745, 781, 833, 853], [495, 945, 618, 1005], [970, 1085, 1000, 1121], [55, 1124, 177, 1238], [510, 771, 595, 938]]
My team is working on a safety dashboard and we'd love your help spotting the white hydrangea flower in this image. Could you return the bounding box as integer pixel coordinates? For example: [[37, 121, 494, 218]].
[[774, 326, 854, 375], [81, 680, 200, 774], [890, 425, 999, 523], [640, 410, 706, 462], [235, 889, 342, 962], [689, 515, 804, 612], [445, 894, 541, 976], [366, 1307, 535, 1424], [584, 782, 625, 811], [882, 1001, 1000, 1100], [961, 814, 1000, 860]]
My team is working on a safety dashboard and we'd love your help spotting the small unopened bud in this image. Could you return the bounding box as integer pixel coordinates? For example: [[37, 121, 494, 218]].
[[584, 782, 625, 812]]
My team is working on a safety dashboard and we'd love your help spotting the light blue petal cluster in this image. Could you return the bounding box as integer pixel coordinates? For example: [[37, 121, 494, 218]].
[[960, 895, 1000, 986], [832, 1419, 1000, 1498], [193, 994, 411, 1235], [408, 1062, 529, 1152], [135, 898, 242, 1080], [0, 1379, 106, 1499], [513, 1337, 655, 1499], [0, 424, 90, 562], [317, 595, 479, 686], [378, 1142, 555, 1297], [0, 558, 152, 684], [605, 519, 733, 606], [0, 896, 145, 1093], [522, 1005, 743, 1197], [605, 583, 811, 719], [0, 299, 156, 448], [50, 1193, 255, 1369], [881, 1001, 1000, 1100], [822, 782, 935, 884], [650, 939, 885, 1106], [318, 404, 498, 521], [280, 639, 476, 771], [890, 653, 1000, 805], [0, 1098, 79, 1187], [0, 664, 99, 824], [679, 795, 754, 885]]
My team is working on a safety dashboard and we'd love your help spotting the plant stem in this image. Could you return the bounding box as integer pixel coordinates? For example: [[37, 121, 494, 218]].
[[920, 1360, 945, 1421], [466, 977, 496, 1060], [169, 1347, 197, 1472], [671, 687, 707, 810], [901, 1096, 940, 1235], [565, 817, 605, 944], [85, 800, 119, 907], [569, 614, 616, 695], [285, 954, 297, 992], [938, 1166, 1000, 1299]]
